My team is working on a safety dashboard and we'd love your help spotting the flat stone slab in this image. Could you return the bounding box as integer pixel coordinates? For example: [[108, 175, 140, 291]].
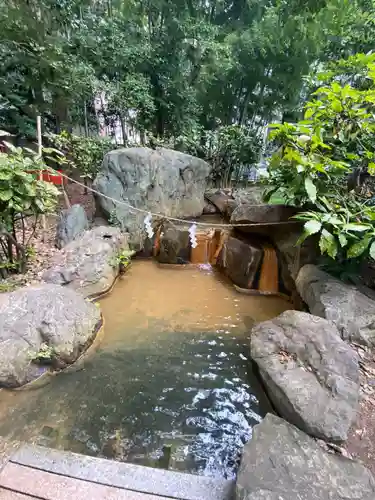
[[11, 444, 234, 500], [0, 462, 170, 500]]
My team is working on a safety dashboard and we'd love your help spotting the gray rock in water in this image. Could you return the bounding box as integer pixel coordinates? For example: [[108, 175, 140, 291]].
[[44, 226, 128, 299], [236, 413, 375, 500], [296, 264, 375, 346], [93, 147, 211, 248], [55, 204, 89, 249], [0, 284, 100, 388], [218, 236, 263, 289], [250, 310, 359, 442], [158, 223, 190, 264]]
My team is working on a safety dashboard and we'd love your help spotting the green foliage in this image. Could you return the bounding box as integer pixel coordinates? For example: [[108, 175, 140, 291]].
[[151, 125, 262, 187], [1, 0, 374, 140], [110, 249, 135, 273], [268, 52, 375, 262], [29, 343, 57, 364], [0, 145, 59, 275], [205, 126, 262, 187], [50, 132, 114, 181], [0, 281, 16, 293]]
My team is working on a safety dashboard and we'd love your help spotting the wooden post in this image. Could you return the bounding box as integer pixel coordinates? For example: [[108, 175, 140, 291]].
[[37, 116, 46, 240]]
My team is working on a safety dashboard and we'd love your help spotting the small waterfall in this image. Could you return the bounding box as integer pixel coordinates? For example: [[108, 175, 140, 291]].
[[258, 244, 279, 294]]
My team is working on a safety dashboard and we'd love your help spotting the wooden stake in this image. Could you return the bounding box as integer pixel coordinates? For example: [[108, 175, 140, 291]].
[[37, 116, 46, 240]]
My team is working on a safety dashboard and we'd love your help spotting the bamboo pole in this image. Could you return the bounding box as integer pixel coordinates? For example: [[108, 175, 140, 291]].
[[37, 116, 46, 240]]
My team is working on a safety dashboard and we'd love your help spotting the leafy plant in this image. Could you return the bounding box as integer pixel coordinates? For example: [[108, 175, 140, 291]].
[[29, 343, 57, 364], [110, 249, 135, 273], [0, 281, 16, 293], [0, 145, 59, 275], [267, 53, 375, 263], [49, 131, 114, 183]]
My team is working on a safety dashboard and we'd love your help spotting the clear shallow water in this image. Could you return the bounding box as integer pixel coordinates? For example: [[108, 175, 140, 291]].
[[0, 261, 290, 479]]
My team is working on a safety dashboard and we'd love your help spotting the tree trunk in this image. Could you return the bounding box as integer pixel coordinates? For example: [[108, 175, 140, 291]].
[[120, 115, 127, 145]]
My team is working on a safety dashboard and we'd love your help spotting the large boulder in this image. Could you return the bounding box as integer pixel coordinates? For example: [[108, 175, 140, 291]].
[[55, 204, 89, 249], [236, 414, 375, 500], [44, 226, 128, 299], [296, 264, 375, 346], [250, 310, 359, 442], [230, 204, 299, 231], [218, 236, 263, 289], [0, 284, 101, 388], [93, 147, 211, 248]]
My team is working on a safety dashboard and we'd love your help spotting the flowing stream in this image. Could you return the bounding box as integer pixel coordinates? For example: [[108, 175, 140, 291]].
[[0, 261, 290, 479]]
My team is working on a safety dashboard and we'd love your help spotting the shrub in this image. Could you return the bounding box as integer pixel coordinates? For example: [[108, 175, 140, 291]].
[[266, 53, 375, 263], [0, 146, 59, 275], [49, 131, 114, 183]]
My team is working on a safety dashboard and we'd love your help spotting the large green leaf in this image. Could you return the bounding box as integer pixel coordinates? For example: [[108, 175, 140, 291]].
[[304, 220, 322, 235], [319, 229, 338, 259], [369, 241, 375, 260], [338, 233, 348, 247], [0, 171, 12, 181], [0, 189, 12, 201], [347, 237, 371, 258], [343, 223, 371, 232], [296, 220, 322, 245], [304, 177, 317, 203]]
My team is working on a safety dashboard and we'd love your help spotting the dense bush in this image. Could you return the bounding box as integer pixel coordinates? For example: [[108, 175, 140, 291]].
[[150, 125, 263, 187], [0, 146, 59, 275], [49, 132, 115, 183], [266, 53, 375, 263]]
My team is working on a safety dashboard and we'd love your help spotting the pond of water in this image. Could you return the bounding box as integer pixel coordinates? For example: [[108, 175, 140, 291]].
[[0, 261, 290, 479]]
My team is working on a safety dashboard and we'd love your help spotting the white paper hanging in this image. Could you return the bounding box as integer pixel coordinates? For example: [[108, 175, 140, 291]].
[[189, 223, 198, 248], [144, 212, 154, 239]]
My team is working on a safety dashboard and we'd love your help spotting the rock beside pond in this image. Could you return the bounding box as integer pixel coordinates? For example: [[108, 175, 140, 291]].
[[55, 204, 89, 249], [0, 284, 100, 388], [204, 190, 233, 216], [93, 147, 211, 249], [230, 204, 299, 230], [296, 264, 375, 346], [158, 223, 190, 264], [44, 226, 128, 299], [250, 310, 359, 442], [218, 236, 263, 289], [236, 413, 375, 500], [204, 186, 266, 218]]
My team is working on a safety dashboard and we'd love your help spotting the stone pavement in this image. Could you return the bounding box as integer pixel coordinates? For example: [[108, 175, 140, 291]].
[[0, 443, 234, 500]]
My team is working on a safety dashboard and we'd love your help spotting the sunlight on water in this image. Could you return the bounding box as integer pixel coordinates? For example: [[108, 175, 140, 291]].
[[0, 261, 290, 479]]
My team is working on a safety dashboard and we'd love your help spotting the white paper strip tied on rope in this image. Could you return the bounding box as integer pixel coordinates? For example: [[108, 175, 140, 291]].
[[189, 223, 198, 248], [144, 212, 154, 239]]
